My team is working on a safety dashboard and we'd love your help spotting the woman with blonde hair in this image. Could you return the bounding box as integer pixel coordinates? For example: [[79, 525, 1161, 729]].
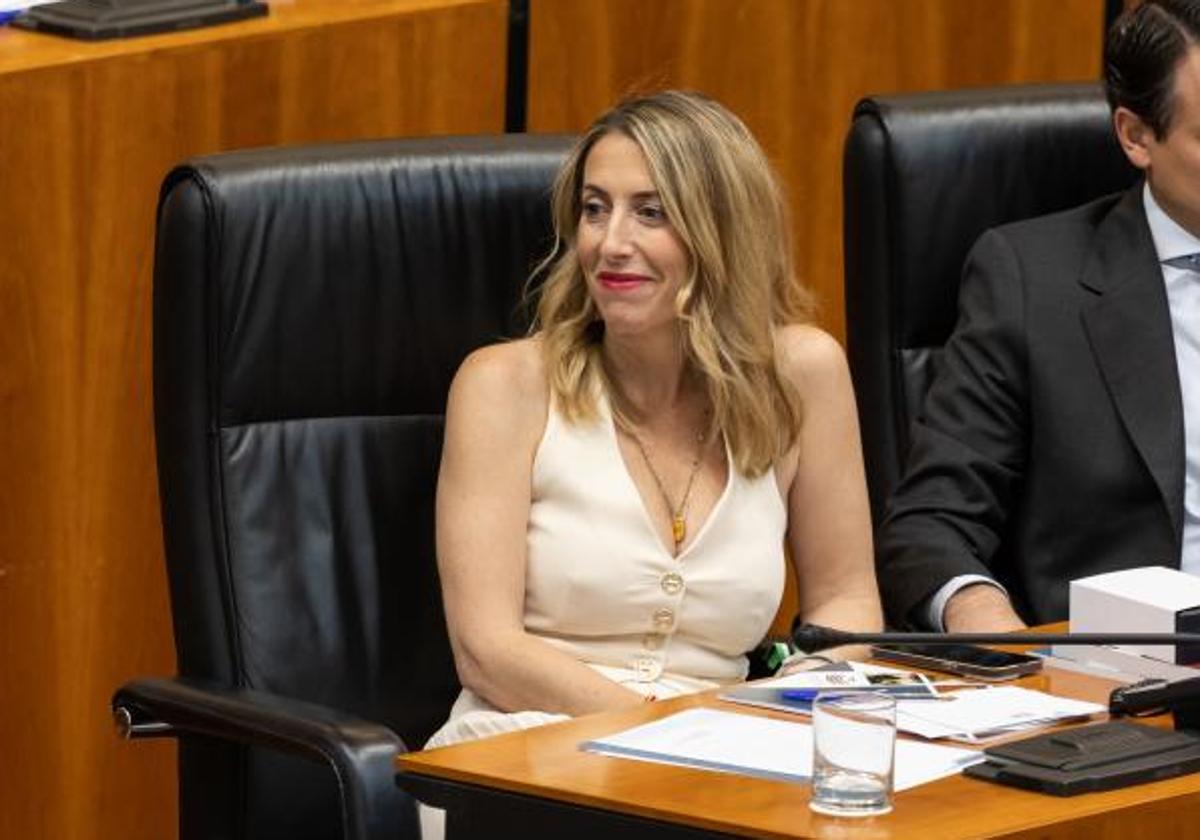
[[428, 90, 881, 755]]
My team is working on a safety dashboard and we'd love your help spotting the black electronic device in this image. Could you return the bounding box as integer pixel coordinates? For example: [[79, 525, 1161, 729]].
[[11, 0, 267, 40], [964, 721, 1200, 795], [1109, 675, 1200, 731], [870, 642, 1043, 681]]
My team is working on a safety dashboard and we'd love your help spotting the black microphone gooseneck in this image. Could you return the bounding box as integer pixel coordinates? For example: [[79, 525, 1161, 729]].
[[788, 625, 1200, 734], [790, 622, 1200, 653]]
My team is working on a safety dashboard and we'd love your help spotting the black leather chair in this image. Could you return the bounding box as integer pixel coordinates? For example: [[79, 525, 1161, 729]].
[[843, 83, 1139, 531], [112, 135, 573, 840]]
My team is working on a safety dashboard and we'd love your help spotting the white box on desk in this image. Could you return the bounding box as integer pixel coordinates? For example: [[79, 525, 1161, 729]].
[[1056, 566, 1200, 665]]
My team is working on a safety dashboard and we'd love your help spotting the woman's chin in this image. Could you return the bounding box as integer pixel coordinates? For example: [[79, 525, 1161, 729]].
[[598, 316, 675, 342]]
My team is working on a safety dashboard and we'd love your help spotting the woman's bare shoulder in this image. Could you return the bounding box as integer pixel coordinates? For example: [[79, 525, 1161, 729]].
[[449, 338, 549, 437], [773, 324, 849, 394], [455, 338, 546, 392]]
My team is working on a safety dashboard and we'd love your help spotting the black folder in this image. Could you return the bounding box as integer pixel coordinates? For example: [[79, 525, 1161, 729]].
[[12, 0, 267, 41], [964, 721, 1200, 795]]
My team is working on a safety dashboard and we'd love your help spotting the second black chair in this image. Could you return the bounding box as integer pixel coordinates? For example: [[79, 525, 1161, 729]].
[[843, 83, 1138, 530]]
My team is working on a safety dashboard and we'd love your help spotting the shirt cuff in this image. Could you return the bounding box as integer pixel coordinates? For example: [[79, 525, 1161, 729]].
[[925, 575, 1009, 631]]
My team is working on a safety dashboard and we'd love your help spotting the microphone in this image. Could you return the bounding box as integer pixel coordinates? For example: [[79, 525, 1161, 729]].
[[792, 622, 1200, 728], [791, 622, 1200, 653]]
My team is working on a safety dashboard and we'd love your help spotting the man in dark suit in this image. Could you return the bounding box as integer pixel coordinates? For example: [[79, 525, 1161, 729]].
[[878, 0, 1200, 632]]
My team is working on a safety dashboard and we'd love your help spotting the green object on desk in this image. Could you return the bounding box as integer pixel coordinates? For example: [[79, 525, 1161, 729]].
[[766, 641, 791, 671]]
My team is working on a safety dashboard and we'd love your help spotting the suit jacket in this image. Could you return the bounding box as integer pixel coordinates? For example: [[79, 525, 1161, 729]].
[[878, 184, 1186, 627]]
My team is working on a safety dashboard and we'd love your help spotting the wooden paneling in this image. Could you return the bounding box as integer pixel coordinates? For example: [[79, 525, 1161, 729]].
[[527, 0, 1106, 343], [0, 2, 507, 838]]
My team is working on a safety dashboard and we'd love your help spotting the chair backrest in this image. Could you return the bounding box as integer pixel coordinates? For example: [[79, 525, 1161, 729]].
[[153, 134, 572, 839], [843, 83, 1139, 528]]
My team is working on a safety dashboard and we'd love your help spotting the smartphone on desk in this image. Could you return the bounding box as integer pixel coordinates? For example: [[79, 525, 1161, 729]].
[[871, 643, 1043, 681]]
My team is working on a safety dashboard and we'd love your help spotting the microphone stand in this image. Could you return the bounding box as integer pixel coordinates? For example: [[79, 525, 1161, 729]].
[[790, 623, 1200, 652], [791, 622, 1200, 730]]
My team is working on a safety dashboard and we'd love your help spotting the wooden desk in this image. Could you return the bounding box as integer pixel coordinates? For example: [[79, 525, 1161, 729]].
[[0, 3, 506, 838], [398, 664, 1200, 838]]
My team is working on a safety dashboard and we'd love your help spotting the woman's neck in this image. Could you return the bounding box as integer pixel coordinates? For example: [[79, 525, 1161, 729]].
[[601, 330, 694, 418]]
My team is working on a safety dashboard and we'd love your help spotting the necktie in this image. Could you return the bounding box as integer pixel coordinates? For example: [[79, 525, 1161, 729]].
[[1163, 254, 1200, 272]]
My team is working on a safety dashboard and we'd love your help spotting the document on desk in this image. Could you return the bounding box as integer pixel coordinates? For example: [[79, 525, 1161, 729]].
[[896, 686, 1106, 742], [720, 662, 947, 714], [581, 708, 983, 790], [0, 1, 54, 14]]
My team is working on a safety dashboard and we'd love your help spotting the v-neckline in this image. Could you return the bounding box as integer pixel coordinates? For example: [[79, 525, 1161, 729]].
[[600, 393, 734, 560]]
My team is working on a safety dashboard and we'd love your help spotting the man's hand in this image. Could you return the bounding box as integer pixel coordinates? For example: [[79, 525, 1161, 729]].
[[943, 583, 1026, 633]]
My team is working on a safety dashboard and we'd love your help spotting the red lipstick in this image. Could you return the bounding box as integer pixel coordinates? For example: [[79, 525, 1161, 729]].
[[597, 271, 651, 290]]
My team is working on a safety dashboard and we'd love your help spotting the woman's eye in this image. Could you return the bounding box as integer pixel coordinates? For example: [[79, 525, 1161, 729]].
[[637, 204, 667, 224], [581, 199, 607, 220]]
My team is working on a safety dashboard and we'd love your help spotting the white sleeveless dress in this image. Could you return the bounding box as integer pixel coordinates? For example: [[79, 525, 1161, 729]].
[[425, 392, 788, 750]]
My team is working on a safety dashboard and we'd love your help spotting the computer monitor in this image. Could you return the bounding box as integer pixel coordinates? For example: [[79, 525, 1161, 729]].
[[12, 0, 267, 40]]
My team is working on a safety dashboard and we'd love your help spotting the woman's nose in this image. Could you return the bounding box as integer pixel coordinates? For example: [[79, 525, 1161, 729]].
[[599, 212, 634, 259]]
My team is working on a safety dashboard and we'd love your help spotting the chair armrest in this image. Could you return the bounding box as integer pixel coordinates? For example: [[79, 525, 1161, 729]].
[[112, 676, 415, 840]]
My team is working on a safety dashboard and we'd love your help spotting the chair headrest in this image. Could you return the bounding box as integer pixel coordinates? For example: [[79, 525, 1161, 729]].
[[845, 82, 1136, 348], [155, 134, 574, 426]]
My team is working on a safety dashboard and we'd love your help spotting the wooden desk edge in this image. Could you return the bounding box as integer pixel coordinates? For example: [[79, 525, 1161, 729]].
[[396, 629, 1200, 838]]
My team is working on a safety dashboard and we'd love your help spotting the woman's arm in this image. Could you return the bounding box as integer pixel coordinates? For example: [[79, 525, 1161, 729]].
[[436, 340, 647, 715], [776, 326, 883, 662]]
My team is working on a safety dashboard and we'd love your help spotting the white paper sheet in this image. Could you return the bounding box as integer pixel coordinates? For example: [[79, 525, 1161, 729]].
[[580, 708, 983, 790], [0, 1, 55, 14], [896, 686, 1105, 742]]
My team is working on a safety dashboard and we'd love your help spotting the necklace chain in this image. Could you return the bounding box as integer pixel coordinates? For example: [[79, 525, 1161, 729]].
[[626, 419, 709, 556]]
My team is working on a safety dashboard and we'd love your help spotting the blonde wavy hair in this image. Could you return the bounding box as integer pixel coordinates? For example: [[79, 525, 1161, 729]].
[[532, 90, 815, 478]]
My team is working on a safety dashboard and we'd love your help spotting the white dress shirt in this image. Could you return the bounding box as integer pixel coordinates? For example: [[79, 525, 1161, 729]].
[[925, 184, 1199, 629], [1144, 184, 1200, 577]]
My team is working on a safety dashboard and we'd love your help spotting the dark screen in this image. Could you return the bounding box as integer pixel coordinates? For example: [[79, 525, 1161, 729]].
[[878, 644, 1039, 668]]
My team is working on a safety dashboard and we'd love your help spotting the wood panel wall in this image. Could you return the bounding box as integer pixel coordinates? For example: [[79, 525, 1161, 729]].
[[0, 2, 507, 838], [527, 0, 1106, 344]]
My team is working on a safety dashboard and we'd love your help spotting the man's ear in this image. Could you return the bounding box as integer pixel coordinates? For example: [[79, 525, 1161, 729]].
[[1114, 106, 1155, 170]]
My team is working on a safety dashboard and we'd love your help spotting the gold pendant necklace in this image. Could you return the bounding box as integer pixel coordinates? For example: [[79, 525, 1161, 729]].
[[671, 512, 687, 548], [628, 418, 709, 555]]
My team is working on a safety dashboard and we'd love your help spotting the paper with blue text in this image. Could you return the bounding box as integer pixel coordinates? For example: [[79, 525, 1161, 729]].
[[581, 708, 983, 789]]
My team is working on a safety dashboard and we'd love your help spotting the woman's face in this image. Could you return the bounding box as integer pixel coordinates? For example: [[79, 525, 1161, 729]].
[[575, 131, 690, 340]]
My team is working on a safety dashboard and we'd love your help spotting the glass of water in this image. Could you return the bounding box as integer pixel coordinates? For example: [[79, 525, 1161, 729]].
[[810, 691, 896, 817]]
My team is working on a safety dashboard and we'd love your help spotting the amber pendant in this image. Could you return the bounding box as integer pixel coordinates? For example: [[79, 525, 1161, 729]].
[[671, 515, 686, 548]]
